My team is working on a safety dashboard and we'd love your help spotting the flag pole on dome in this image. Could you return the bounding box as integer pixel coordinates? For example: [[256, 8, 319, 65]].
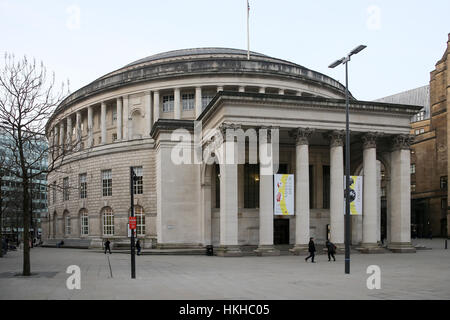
[[247, 0, 250, 60]]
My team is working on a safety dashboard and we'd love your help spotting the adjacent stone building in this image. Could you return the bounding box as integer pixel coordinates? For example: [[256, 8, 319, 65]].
[[43, 48, 420, 254]]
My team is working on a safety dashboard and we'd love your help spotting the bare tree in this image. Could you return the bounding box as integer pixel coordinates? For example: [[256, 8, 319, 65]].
[[0, 53, 73, 275]]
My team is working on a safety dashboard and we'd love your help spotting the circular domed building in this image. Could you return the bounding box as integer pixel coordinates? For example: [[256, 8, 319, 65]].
[[43, 48, 419, 254]]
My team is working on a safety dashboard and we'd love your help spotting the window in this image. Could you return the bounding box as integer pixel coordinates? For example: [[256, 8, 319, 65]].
[[416, 111, 425, 122], [52, 181, 57, 204], [134, 206, 145, 236], [80, 210, 89, 236], [102, 170, 112, 196], [323, 166, 330, 209], [79, 173, 87, 199], [132, 166, 143, 195], [411, 184, 416, 192], [440, 176, 448, 190], [63, 177, 69, 201], [182, 93, 195, 110], [420, 128, 425, 134], [112, 110, 117, 122], [102, 208, 114, 236], [415, 129, 419, 135], [201, 93, 215, 110], [244, 164, 259, 208], [64, 212, 71, 235], [410, 164, 416, 174], [162, 95, 174, 112], [112, 133, 117, 141]]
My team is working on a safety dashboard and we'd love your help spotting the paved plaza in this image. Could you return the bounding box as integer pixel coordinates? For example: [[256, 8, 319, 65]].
[[0, 239, 449, 300]]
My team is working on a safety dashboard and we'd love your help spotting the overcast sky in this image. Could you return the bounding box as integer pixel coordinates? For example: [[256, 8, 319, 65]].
[[1, 0, 449, 101]]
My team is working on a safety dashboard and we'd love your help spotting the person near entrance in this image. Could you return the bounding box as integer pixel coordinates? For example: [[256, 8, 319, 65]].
[[136, 239, 141, 256], [326, 239, 336, 261], [305, 237, 316, 263]]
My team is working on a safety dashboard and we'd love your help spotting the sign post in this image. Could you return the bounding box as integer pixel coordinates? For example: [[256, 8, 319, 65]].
[[130, 167, 136, 279]]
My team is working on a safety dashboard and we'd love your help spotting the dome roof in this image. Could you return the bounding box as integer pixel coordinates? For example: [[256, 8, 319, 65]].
[[125, 47, 272, 68]]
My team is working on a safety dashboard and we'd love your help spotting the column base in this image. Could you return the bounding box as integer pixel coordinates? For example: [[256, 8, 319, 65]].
[[388, 242, 416, 253], [254, 245, 280, 256], [215, 245, 243, 257], [289, 244, 309, 256], [358, 243, 386, 254]]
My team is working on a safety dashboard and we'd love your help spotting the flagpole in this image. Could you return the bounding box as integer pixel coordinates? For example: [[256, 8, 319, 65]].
[[247, 0, 250, 60]]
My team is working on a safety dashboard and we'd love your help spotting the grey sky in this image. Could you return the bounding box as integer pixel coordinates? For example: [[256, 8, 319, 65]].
[[1, 0, 449, 101]]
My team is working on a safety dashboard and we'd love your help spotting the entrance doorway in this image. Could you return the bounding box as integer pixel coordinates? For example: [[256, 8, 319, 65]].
[[274, 219, 289, 244]]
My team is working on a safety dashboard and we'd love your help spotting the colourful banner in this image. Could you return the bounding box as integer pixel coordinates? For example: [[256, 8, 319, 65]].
[[344, 176, 363, 215], [274, 174, 295, 215]]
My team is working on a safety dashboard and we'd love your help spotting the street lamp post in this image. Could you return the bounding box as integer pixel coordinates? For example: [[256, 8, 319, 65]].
[[329, 45, 366, 274], [130, 167, 136, 279]]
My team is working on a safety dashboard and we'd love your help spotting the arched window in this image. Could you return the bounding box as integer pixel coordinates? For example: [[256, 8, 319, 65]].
[[102, 207, 114, 236], [80, 209, 89, 236], [63, 210, 71, 235], [53, 211, 57, 238], [134, 206, 145, 236]]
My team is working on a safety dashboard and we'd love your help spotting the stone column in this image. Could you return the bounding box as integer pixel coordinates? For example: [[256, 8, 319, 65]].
[[388, 135, 416, 253], [66, 116, 72, 148], [328, 130, 345, 247], [296, 91, 302, 96], [53, 125, 59, 157], [361, 133, 380, 252], [201, 168, 212, 246], [153, 91, 160, 124], [101, 102, 107, 144], [290, 128, 314, 255], [238, 86, 245, 93], [59, 121, 65, 153], [278, 89, 285, 95], [116, 97, 122, 141], [76, 111, 82, 150], [259, 87, 266, 94], [174, 88, 181, 120], [217, 86, 223, 92], [216, 124, 242, 256], [144, 91, 152, 136], [87, 105, 93, 147], [255, 127, 280, 256], [195, 87, 202, 118], [123, 95, 129, 140]]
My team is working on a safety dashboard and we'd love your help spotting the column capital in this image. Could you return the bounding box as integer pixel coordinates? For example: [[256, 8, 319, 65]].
[[218, 123, 241, 141], [362, 132, 381, 149], [290, 127, 314, 145], [325, 130, 345, 147], [391, 134, 414, 151]]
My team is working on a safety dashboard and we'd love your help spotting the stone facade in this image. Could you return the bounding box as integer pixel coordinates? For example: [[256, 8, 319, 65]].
[[410, 34, 449, 238], [43, 48, 421, 253]]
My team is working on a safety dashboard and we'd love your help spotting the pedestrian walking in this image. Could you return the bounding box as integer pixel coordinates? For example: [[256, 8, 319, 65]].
[[326, 240, 336, 262], [104, 239, 111, 254], [136, 239, 141, 256], [305, 237, 316, 263]]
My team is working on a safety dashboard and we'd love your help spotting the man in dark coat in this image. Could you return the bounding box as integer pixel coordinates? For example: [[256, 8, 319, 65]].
[[326, 240, 336, 261], [104, 239, 111, 254], [136, 239, 141, 256], [305, 237, 316, 263]]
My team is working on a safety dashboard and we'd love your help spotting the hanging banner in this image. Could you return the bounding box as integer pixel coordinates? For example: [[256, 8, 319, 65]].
[[344, 176, 363, 215], [274, 174, 295, 215]]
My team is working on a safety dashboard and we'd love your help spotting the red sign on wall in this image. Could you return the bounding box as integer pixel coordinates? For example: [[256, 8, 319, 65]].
[[129, 217, 137, 230]]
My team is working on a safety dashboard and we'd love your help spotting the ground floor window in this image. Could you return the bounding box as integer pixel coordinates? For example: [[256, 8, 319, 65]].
[[80, 210, 89, 236], [102, 208, 114, 236], [134, 206, 145, 236]]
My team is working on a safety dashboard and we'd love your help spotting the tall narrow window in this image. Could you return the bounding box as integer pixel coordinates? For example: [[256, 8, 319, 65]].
[[132, 166, 143, 194], [63, 177, 69, 201], [80, 210, 89, 236], [64, 211, 71, 235], [102, 170, 112, 196], [102, 207, 114, 236], [244, 164, 259, 208], [52, 181, 57, 204], [323, 166, 330, 209], [201, 92, 215, 110], [134, 206, 145, 236], [162, 95, 174, 112], [79, 173, 87, 199], [182, 93, 195, 110]]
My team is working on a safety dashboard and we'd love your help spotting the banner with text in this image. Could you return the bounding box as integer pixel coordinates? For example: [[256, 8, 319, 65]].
[[344, 176, 363, 215], [274, 174, 295, 215]]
